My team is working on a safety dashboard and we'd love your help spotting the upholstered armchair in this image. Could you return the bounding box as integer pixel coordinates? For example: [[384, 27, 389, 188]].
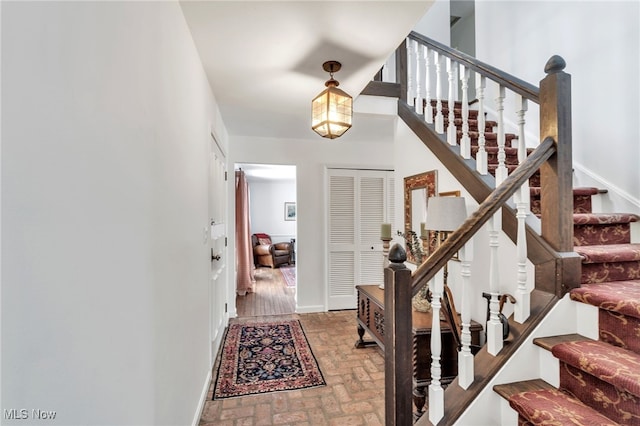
[[251, 233, 293, 268]]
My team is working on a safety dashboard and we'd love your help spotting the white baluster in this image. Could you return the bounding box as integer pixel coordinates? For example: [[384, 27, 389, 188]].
[[446, 58, 457, 146], [415, 42, 424, 115], [514, 94, 530, 323], [475, 74, 488, 175], [487, 214, 503, 355], [458, 240, 474, 389], [495, 85, 508, 185], [424, 47, 433, 124], [459, 64, 471, 159], [407, 39, 415, 107], [515, 94, 530, 210], [434, 52, 444, 134], [429, 270, 444, 424]]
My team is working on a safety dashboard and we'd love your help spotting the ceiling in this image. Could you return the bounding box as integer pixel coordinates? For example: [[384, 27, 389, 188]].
[[180, 1, 433, 142], [237, 163, 296, 183]]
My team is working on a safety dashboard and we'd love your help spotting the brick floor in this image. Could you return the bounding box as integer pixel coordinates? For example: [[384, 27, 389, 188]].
[[199, 311, 385, 426]]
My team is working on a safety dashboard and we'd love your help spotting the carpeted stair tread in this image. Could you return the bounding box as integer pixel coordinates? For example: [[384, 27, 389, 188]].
[[532, 333, 592, 351], [599, 309, 640, 354], [465, 130, 516, 141], [529, 187, 598, 215], [579, 260, 640, 284], [477, 145, 532, 154], [570, 280, 640, 319], [574, 216, 638, 247], [508, 388, 619, 426], [493, 378, 555, 400], [574, 213, 640, 225], [529, 187, 599, 197], [488, 163, 538, 175], [574, 244, 640, 263], [444, 118, 493, 131], [551, 340, 640, 397], [427, 106, 481, 121]]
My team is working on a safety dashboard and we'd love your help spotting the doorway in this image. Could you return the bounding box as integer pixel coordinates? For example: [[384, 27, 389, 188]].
[[234, 163, 297, 317]]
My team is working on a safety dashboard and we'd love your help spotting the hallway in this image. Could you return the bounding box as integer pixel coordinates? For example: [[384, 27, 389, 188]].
[[199, 310, 385, 425], [236, 266, 296, 317]]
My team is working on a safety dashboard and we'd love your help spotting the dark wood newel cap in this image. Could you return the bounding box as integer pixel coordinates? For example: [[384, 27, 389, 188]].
[[388, 244, 407, 264], [544, 55, 566, 74]]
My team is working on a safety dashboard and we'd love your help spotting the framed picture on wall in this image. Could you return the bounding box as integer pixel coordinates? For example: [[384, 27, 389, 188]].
[[285, 202, 296, 221]]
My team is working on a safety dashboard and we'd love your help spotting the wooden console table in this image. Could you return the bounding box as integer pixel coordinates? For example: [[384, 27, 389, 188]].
[[355, 284, 482, 419]]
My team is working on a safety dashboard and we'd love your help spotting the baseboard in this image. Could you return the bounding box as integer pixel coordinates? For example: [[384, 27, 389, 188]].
[[191, 368, 212, 426], [295, 304, 325, 314]]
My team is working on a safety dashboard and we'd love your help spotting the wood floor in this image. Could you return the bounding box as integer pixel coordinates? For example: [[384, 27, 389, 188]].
[[236, 266, 296, 317]]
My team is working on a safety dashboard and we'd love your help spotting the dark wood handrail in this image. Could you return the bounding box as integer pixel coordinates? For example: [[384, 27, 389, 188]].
[[410, 137, 556, 296], [408, 31, 540, 103]]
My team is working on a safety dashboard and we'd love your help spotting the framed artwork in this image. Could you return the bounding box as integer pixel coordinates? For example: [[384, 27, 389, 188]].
[[403, 170, 437, 263], [284, 202, 296, 221]]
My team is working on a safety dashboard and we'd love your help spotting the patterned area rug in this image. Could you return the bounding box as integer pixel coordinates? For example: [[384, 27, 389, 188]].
[[280, 266, 296, 287], [213, 320, 325, 399]]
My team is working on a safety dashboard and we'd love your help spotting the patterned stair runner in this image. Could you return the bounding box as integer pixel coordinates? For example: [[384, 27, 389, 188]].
[[429, 100, 640, 425]]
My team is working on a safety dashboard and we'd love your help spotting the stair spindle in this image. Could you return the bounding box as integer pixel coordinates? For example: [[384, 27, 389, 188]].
[[487, 213, 504, 355], [458, 241, 474, 388], [407, 38, 416, 107], [459, 64, 471, 158], [514, 94, 530, 323], [475, 74, 488, 174], [446, 58, 457, 145], [415, 42, 424, 115], [434, 52, 444, 134], [424, 46, 433, 124], [495, 85, 508, 185], [428, 271, 445, 424]]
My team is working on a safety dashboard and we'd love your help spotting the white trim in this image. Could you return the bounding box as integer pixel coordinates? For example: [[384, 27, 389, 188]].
[[191, 369, 212, 426], [0, 1, 3, 411], [296, 304, 326, 314], [210, 130, 226, 159]]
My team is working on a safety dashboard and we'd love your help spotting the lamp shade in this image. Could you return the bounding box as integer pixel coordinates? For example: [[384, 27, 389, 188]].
[[426, 197, 467, 231], [311, 61, 352, 139]]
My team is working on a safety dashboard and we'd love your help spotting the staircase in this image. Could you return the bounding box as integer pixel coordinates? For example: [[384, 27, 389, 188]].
[[376, 33, 640, 424], [428, 99, 640, 424], [446, 101, 640, 424], [494, 211, 640, 424]]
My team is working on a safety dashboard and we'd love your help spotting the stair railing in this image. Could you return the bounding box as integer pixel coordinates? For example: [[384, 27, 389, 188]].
[[383, 32, 580, 425]]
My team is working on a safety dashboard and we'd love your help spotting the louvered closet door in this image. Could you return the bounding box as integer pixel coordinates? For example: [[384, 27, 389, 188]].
[[327, 169, 393, 310]]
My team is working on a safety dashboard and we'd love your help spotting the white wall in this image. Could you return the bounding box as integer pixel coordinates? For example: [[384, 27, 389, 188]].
[[475, 0, 640, 214], [1, 2, 225, 425], [248, 180, 297, 242], [451, 10, 475, 56], [413, 0, 451, 44]]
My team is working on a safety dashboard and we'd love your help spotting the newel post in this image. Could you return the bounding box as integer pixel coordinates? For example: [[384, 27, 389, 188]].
[[384, 244, 413, 426], [539, 55, 581, 295]]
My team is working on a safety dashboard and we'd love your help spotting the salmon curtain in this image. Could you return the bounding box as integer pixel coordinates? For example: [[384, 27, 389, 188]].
[[235, 170, 255, 295]]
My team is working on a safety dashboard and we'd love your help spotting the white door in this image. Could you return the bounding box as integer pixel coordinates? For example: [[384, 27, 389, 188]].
[[327, 169, 394, 310], [209, 136, 228, 364]]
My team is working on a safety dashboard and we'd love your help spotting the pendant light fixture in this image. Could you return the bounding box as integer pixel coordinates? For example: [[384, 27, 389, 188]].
[[311, 61, 352, 139]]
